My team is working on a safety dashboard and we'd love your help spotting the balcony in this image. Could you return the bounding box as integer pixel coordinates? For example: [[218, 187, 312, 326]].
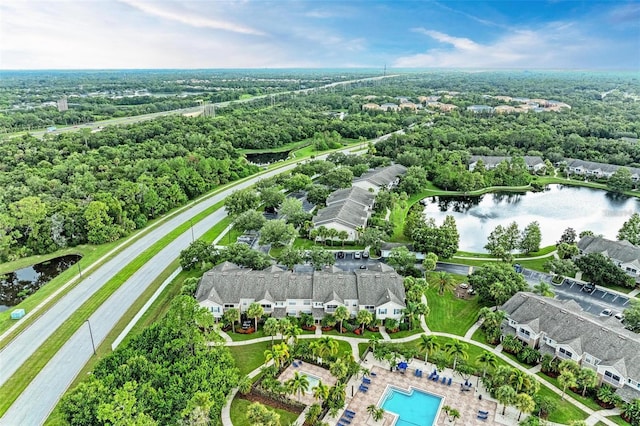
[[602, 375, 621, 387]]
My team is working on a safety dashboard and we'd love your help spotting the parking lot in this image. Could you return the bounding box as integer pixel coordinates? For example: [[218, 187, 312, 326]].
[[553, 278, 630, 317]]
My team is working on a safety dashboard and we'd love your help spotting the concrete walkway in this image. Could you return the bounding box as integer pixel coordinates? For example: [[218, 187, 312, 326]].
[[453, 250, 558, 261]]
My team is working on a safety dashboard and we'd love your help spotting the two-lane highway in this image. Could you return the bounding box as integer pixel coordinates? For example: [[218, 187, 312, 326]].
[[0, 143, 370, 425]]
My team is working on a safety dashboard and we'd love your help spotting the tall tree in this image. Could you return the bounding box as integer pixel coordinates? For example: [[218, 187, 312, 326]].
[[496, 385, 517, 416], [444, 339, 468, 371], [469, 262, 528, 305], [617, 213, 640, 245], [387, 246, 417, 274], [223, 308, 240, 333], [435, 271, 456, 295], [260, 187, 285, 211], [418, 334, 439, 365], [515, 393, 536, 421], [263, 317, 279, 347], [520, 221, 542, 254], [559, 227, 577, 245], [246, 402, 280, 426], [259, 219, 297, 247], [609, 167, 633, 193], [334, 305, 350, 333], [225, 189, 260, 217], [233, 209, 266, 234]]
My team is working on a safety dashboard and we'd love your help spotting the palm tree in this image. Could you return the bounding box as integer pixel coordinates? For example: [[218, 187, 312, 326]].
[[476, 351, 498, 385], [315, 337, 339, 361], [327, 228, 338, 246], [533, 281, 555, 297], [356, 309, 373, 333], [444, 339, 468, 371], [334, 305, 350, 333], [577, 368, 598, 397], [496, 384, 517, 416], [263, 317, 279, 347], [305, 404, 322, 425], [509, 369, 530, 393], [558, 370, 577, 400], [223, 308, 240, 333], [312, 380, 329, 403], [368, 335, 381, 353], [264, 342, 290, 369], [367, 404, 385, 422], [515, 393, 535, 421], [247, 302, 264, 331], [338, 230, 348, 247], [309, 228, 319, 244], [418, 334, 439, 365], [286, 372, 309, 402], [597, 385, 617, 406], [436, 271, 456, 295], [317, 226, 328, 245]]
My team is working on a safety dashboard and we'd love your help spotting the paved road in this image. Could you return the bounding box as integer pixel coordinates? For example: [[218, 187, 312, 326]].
[[0, 145, 373, 425]]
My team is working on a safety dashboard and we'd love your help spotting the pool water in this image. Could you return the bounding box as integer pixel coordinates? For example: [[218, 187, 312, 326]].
[[301, 373, 320, 393], [381, 387, 442, 426]]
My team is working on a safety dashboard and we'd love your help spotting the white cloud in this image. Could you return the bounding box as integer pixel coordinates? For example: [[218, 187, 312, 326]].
[[395, 23, 605, 69], [117, 0, 265, 35]]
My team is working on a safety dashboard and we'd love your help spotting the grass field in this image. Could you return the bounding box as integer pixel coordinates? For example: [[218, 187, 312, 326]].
[[423, 279, 483, 336], [229, 341, 273, 377]]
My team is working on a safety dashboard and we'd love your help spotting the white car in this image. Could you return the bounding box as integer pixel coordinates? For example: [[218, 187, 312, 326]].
[[599, 309, 613, 317], [615, 312, 624, 321], [354, 252, 361, 259]]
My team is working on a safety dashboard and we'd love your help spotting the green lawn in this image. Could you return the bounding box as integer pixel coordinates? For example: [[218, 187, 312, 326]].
[[606, 415, 631, 425], [535, 385, 589, 423], [423, 283, 483, 336], [228, 341, 272, 377], [536, 373, 601, 411], [471, 328, 493, 346], [229, 396, 300, 426], [388, 328, 423, 339]]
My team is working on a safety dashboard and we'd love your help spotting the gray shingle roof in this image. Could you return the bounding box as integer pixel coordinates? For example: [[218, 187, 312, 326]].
[[197, 262, 406, 311], [502, 292, 640, 382], [565, 158, 640, 176], [355, 164, 407, 188], [578, 235, 640, 264], [312, 200, 369, 228], [326, 186, 376, 208]]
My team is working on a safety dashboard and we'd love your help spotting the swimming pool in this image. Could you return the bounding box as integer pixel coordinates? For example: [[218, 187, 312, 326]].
[[301, 372, 321, 393], [381, 386, 443, 426]]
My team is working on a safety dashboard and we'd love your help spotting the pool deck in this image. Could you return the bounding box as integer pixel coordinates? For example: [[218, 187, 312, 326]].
[[329, 353, 503, 426], [279, 361, 338, 406]]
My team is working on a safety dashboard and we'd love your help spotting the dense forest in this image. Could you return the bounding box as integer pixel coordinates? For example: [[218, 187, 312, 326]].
[[59, 296, 239, 425], [1, 70, 638, 261]]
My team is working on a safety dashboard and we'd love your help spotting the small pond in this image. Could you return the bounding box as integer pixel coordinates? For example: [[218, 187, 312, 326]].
[[422, 185, 640, 253], [0, 254, 82, 312], [245, 150, 290, 165]]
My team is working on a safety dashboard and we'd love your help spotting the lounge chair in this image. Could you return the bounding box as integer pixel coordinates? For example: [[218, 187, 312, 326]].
[[345, 410, 356, 416], [417, 370, 423, 377], [344, 412, 355, 419], [447, 377, 452, 386], [359, 385, 369, 392], [338, 423, 347, 426], [370, 371, 377, 376], [363, 378, 371, 384], [441, 376, 447, 384], [477, 414, 488, 420], [432, 374, 439, 382], [428, 371, 435, 380], [292, 361, 299, 367], [340, 418, 352, 424], [478, 410, 489, 415]]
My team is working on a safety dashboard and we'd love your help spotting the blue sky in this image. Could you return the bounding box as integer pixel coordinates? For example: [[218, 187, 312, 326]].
[[1, 0, 638, 70]]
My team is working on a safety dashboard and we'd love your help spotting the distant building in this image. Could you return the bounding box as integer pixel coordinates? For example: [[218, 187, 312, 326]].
[[466, 105, 494, 113], [468, 155, 545, 173], [362, 103, 381, 111], [57, 97, 68, 112], [352, 164, 407, 193], [565, 159, 640, 181], [380, 103, 400, 112]]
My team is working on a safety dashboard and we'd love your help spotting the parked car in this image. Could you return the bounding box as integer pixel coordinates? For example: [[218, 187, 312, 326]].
[[362, 247, 370, 258], [337, 251, 345, 259], [582, 282, 596, 293], [599, 309, 613, 317], [615, 312, 624, 321], [354, 251, 361, 259]]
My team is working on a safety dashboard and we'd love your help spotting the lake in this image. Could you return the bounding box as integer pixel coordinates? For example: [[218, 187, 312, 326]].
[[0, 254, 82, 312], [421, 185, 640, 253], [245, 150, 290, 165]]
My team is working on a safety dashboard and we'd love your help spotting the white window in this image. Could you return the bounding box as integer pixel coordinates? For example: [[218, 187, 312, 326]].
[[519, 328, 531, 337], [224, 304, 235, 308], [378, 308, 387, 315], [303, 300, 311, 306], [288, 301, 296, 306], [393, 309, 402, 315], [605, 371, 620, 382], [559, 347, 573, 358]]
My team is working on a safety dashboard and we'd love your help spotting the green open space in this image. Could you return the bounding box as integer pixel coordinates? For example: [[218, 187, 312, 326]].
[[229, 341, 273, 377], [536, 373, 602, 411], [424, 277, 483, 336]]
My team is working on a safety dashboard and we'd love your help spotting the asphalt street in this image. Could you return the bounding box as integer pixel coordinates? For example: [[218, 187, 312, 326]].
[[0, 145, 371, 425]]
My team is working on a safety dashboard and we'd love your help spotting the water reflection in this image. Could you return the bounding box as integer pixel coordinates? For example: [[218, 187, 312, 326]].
[[0, 254, 81, 312], [245, 150, 290, 165], [422, 185, 639, 252]]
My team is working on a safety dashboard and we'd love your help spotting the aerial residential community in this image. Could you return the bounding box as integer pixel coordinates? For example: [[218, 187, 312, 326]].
[[1, 1, 639, 426]]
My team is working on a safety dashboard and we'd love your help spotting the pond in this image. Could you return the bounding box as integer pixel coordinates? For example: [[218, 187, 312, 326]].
[[245, 150, 290, 165], [0, 254, 82, 312], [421, 185, 640, 253]]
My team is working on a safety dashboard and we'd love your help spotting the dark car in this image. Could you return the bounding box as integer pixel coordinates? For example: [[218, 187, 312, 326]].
[[582, 282, 596, 293]]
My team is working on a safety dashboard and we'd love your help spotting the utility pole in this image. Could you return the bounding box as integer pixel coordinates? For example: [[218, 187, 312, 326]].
[[85, 319, 96, 355]]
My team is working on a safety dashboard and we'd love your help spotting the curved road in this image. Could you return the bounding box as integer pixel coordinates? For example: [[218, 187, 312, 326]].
[[0, 143, 373, 424]]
